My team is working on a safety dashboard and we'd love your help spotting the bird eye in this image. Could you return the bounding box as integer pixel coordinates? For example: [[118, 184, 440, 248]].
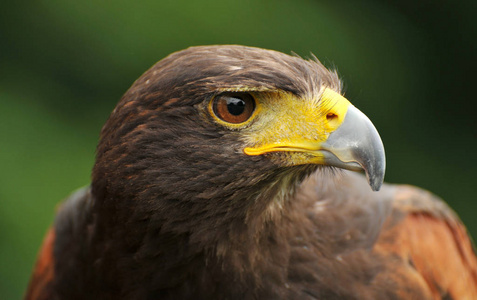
[[212, 93, 256, 124]]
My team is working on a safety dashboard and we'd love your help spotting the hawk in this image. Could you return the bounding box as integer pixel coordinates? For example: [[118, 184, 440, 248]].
[[26, 45, 477, 299]]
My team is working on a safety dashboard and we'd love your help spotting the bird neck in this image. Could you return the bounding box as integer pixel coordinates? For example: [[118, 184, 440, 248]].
[[93, 164, 312, 248], [87, 166, 319, 296]]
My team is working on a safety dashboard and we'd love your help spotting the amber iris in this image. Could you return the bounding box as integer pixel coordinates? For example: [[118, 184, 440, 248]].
[[212, 93, 256, 124]]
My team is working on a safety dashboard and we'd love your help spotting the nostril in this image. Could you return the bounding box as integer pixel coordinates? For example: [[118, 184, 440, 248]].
[[326, 113, 338, 121]]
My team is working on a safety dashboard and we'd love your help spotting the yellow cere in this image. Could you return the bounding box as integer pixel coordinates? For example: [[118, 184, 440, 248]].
[[242, 87, 351, 165]]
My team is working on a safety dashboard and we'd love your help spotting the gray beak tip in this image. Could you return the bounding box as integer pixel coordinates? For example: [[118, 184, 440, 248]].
[[369, 175, 384, 191], [322, 105, 386, 192]]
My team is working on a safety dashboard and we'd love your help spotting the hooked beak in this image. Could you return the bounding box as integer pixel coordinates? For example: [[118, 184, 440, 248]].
[[320, 105, 385, 191]]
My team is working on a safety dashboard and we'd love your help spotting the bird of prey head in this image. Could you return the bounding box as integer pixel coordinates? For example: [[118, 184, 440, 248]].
[[92, 45, 384, 242]]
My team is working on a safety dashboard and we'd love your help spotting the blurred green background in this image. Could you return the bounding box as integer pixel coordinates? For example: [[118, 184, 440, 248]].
[[1, 0, 476, 298]]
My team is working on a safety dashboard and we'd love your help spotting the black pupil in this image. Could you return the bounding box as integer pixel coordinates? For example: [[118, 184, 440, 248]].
[[226, 97, 246, 116]]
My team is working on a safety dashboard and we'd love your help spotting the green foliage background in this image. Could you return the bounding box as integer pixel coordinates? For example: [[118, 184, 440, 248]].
[[1, 0, 476, 298]]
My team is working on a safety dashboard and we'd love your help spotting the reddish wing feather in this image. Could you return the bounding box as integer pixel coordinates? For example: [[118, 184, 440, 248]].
[[376, 186, 477, 299], [24, 228, 55, 300]]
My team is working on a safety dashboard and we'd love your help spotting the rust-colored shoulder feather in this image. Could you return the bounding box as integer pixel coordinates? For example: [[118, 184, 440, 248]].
[[24, 228, 55, 300], [375, 185, 477, 299]]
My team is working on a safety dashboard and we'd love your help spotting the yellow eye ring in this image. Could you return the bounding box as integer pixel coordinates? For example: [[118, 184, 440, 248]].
[[208, 92, 260, 128]]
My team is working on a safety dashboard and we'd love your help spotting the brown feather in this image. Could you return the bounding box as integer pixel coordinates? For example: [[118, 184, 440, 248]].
[[24, 228, 55, 300]]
